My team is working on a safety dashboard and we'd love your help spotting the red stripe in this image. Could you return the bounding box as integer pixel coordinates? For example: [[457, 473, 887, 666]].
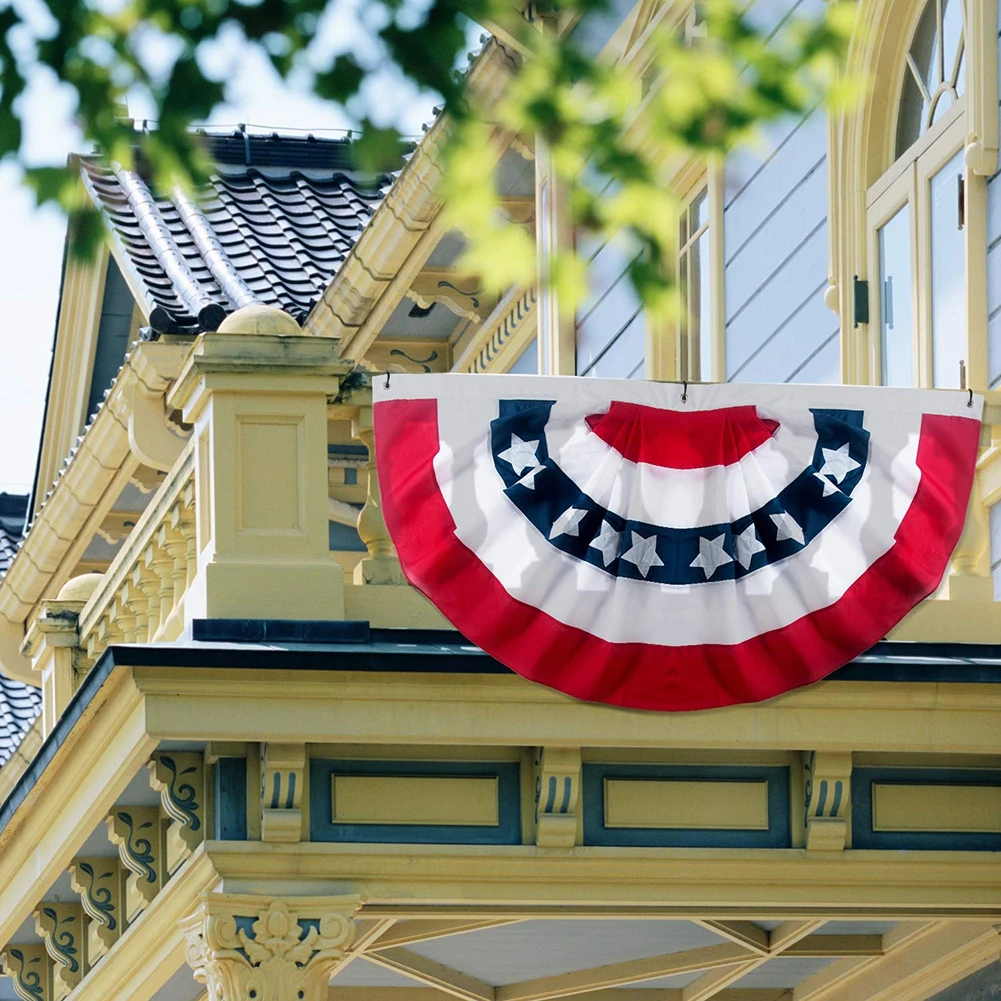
[[585, 402, 779, 468], [375, 399, 979, 711]]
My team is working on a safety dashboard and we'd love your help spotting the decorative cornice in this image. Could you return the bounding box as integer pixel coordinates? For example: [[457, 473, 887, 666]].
[[454, 286, 538, 373], [0, 341, 189, 682], [182, 894, 360, 1001]]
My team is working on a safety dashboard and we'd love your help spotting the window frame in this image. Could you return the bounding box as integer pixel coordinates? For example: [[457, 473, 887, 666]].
[[866, 101, 969, 387]]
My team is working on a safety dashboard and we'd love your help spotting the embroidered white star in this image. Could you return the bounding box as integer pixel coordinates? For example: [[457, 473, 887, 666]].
[[818, 442, 860, 483], [516, 465, 545, 490], [690, 534, 732, 579], [814, 471, 840, 497], [734, 524, 766, 570], [770, 511, 805, 545], [589, 521, 622, 567], [498, 434, 541, 475], [549, 506, 587, 540], [621, 532, 664, 578]]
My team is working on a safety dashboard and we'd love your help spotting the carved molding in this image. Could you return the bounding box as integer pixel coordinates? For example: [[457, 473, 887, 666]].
[[148, 751, 205, 875], [106, 807, 162, 922], [68, 857, 124, 964], [33, 903, 84, 1000], [260, 744, 306, 843], [1, 944, 51, 1001], [406, 268, 493, 321], [456, 286, 538, 373], [182, 894, 360, 1001], [535, 747, 581, 847], [803, 751, 852, 851]]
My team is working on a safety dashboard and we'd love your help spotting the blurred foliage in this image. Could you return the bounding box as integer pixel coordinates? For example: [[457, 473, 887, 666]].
[[0, 0, 856, 307]]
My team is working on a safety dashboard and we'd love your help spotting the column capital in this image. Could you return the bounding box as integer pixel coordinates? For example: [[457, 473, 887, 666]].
[[182, 894, 361, 1001]]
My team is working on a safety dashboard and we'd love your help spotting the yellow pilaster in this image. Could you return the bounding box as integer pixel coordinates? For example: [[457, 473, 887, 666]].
[[181, 894, 360, 1001], [167, 306, 354, 623]]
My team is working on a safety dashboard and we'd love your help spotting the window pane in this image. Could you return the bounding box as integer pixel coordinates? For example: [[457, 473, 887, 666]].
[[689, 189, 709, 233], [878, 204, 913, 387], [942, 0, 963, 88], [695, 229, 712, 380], [930, 149, 966, 388]]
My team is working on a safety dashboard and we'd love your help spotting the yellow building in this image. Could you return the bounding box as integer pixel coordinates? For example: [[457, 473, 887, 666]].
[[2, 1, 1001, 999]]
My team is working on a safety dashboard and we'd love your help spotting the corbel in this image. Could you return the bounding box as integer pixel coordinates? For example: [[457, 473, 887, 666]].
[[33, 903, 85, 1000], [1, 943, 52, 1001], [67, 857, 125, 965], [148, 751, 206, 876], [406, 268, 495, 322], [534, 747, 581, 847], [105, 807, 163, 922], [261, 743, 307, 843], [803, 751, 852, 851]]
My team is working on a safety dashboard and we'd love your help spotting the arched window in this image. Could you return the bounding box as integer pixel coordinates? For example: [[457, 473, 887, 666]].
[[867, 0, 971, 388]]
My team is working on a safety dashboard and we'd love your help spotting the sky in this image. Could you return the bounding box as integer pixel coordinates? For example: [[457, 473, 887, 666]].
[[0, 9, 442, 494]]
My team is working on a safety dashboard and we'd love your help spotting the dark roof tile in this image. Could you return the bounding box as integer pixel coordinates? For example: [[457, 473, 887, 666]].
[[79, 131, 394, 332], [0, 495, 42, 769]]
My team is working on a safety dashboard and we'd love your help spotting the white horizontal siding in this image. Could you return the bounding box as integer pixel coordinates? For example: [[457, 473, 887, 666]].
[[725, 157, 827, 314], [725, 220, 829, 378]]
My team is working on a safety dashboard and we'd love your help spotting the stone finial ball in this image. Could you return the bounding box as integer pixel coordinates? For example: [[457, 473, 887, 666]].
[[56, 572, 104, 602], [216, 304, 303, 337]]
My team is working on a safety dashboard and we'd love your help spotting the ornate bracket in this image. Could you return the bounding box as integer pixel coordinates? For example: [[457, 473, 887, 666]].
[[33, 904, 84, 1000], [182, 894, 360, 1001], [1, 944, 51, 1001], [534, 747, 581, 847], [148, 751, 205, 875], [106, 807, 162, 922], [261, 744, 306, 843], [68, 857, 124, 965], [803, 751, 852, 851], [406, 268, 494, 322]]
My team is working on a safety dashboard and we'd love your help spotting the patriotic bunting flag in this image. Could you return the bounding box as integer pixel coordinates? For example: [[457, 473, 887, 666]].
[[374, 375, 982, 711]]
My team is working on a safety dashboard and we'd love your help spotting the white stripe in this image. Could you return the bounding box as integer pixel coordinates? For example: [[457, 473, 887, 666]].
[[552, 406, 814, 529], [376, 372, 984, 421], [432, 395, 924, 647]]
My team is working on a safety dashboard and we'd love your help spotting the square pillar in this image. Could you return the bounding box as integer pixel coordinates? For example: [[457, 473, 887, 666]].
[[167, 310, 354, 623]]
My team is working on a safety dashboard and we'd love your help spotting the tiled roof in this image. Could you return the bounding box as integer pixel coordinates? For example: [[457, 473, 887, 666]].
[[0, 495, 41, 769], [79, 132, 394, 334]]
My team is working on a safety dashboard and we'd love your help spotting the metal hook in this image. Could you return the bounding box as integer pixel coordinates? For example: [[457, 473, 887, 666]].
[[968, 388, 974, 408], [681, 381, 688, 403], [384, 370, 391, 389]]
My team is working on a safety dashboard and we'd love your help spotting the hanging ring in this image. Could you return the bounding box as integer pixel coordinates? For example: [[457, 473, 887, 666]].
[[681, 381, 688, 403], [968, 388, 974, 408], [384, 370, 391, 389]]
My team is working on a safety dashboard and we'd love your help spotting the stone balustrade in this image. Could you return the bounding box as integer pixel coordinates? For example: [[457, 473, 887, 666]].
[[76, 449, 196, 665]]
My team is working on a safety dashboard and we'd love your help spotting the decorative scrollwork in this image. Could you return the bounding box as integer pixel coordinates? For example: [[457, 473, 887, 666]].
[[152, 754, 201, 830], [182, 895, 360, 1001], [112, 811, 157, 883], [1, 945, 49, 1001], [388, 348, 439, 373]]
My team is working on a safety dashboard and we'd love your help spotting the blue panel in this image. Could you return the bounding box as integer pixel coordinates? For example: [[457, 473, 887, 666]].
[[329, 520, 367, 551], [852, 768, 1001, 850], [215, 757, 247, 841], [310, 760, 522, 844], [582, 763, 791, 848], [86, 259, 135, 421]]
